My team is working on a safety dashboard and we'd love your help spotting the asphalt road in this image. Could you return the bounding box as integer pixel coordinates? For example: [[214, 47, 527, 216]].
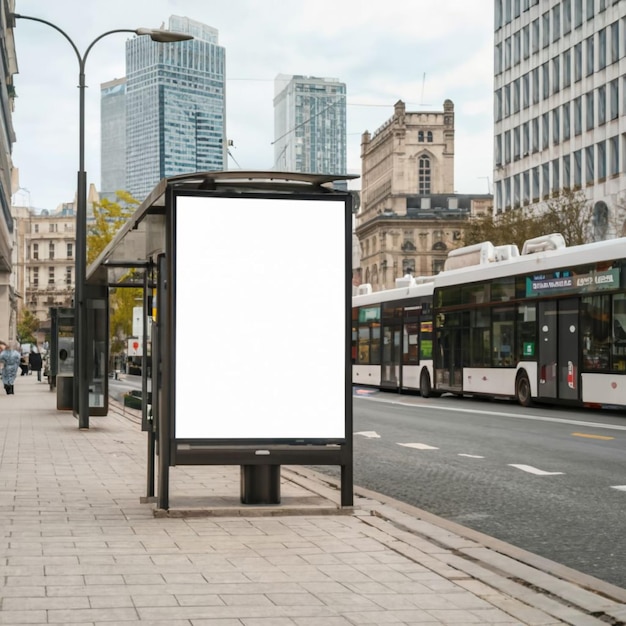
[[323, 391, 626, 589], [110, 376, 625, 588]]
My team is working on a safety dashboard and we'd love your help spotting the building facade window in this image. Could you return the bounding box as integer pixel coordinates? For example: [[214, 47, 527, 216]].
[[542, 113, 550, 150], [65, 267, 72, 286], [33, 243, 38, 260], [609, 135, 619, 175], [586, 91, 595, 130], [48, 267, 55, 286], [574, 42, 583, 81], [574, 96, 583, 135], [542, 62, 550, 99], [599, 28, 607, 69], [563, 49, 571, 87], [574, 0, 583, 28], [574, 149, 582, 186], [552, 4, 561, 42], [552, 158, 560, 192], [610, 20, 619, 63], [563, 102, 571, 139], [542, 12, 550, 47], [49, 242, 55, 260], [597, 140, 607, 180], [542, 162, 550, 197], [418, 155, 431, 194], [563, 0, 572, 34], [585, 145, 594, 184], [563, 154, 571, 188], [552, 108, 560, 144], [552, 57, 560, 94], [66, 243, 73, 258], [598, 85, 607, 125], [610, 78, 619, 119], [586, 35, 595, 76]]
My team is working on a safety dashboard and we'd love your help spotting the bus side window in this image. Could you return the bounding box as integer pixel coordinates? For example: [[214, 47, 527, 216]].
[[582, 295, 610, 370]]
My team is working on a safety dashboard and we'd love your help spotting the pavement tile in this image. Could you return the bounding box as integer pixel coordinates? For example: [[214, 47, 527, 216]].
[[1, 377, 624, 625]]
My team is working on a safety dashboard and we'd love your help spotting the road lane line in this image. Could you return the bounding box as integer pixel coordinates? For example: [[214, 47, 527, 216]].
[[509, 464, 564, 476], [355, 395, 626, 431], [571, 432, 615, 440], [398, 443, 439, 450], [458, 453, 485, 458], [611, 485, 626, 491]]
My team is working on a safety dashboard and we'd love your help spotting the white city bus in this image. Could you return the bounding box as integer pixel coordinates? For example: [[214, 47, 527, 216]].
[[353, 234, 626, 409]]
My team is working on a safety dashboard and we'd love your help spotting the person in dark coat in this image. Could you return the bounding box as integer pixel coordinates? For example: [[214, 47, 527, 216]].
[[29, 347, 43, 382], [19, 353, 29, 376]]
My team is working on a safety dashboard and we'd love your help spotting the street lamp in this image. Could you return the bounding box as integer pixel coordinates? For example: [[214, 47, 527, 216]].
[[11, 14, 193, 429]]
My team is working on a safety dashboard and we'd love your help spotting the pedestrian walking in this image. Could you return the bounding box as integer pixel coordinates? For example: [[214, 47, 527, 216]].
[[0, 341, 21, 394], [29, 346, 43, 382]]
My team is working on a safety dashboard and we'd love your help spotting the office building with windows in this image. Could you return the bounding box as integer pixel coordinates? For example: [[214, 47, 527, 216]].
[[100, 77, 127, 202], [494, 0, 626, 239], [125, 16, 226, 201], [273, 74, 347, 178]]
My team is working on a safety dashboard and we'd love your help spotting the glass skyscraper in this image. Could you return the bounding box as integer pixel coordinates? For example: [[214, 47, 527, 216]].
[[125, 16, 226, 201], [273, 74, 347, 177], [100, 77, 127, 202]]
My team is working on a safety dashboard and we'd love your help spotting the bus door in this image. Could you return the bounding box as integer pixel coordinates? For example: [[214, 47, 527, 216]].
[[436, 316, 463, 392], [537, 299, 579, 401], [381, 324, 401, 389]]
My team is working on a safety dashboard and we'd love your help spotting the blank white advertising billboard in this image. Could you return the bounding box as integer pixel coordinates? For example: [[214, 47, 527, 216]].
[[174, 194, 347, 441]]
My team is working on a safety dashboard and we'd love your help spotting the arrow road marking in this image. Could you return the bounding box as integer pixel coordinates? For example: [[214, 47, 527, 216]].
[[398, 443, 439, 450], [355, 431, 381, 438], [509, 464, 564, 476]]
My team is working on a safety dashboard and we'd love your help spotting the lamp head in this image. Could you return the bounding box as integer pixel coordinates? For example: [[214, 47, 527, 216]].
[[135, 28, 193, 43]]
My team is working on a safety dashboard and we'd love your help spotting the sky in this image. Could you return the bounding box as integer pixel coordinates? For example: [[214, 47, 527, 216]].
[[10, 0, 495, 212]]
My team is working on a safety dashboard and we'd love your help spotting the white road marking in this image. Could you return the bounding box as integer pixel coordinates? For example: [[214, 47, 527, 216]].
[[611, 485, 626, 491], [509, 464, 564, 476], [356, 395, 626, 431], [398, 443, 439, 450], [458, 453, 485, 458], [355, 431, 381, 438]]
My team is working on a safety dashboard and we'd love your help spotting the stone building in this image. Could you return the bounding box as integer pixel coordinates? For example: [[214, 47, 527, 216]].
[[12, 185, 100, 326], [355, 100, 492, 291]]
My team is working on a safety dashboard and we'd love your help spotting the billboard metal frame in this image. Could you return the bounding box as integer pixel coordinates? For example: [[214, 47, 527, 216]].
[[86, 172, 356, 511]]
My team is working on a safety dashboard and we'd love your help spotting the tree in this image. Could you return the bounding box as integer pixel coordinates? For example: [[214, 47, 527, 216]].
[[87, 191, 139, 265], [463, 189, 594, 250], [17, 309, 40, 344], [87, 192, 141, 359], [542, 188, 593, 246]]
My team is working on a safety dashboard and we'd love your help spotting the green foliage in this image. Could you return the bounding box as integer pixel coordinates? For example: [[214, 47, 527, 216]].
[[110, 284, 143, 345], [17, 309, 40, 344], [123, 392, 143, 410], [87, 191, 141, 355], [87, 191, 139, 265], [464, 189, 593, 250]]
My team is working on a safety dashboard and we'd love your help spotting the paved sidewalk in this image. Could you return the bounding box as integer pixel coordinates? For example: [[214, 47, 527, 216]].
[[1, 375, 625, 625]]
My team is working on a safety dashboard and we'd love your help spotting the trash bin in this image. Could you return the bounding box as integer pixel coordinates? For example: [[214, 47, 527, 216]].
[[240, 465, 281, 504], [56, 374, 73, 410]]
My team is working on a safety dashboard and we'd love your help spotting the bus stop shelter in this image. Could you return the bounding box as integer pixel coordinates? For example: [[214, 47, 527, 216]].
[[86, 171, 356, 511]]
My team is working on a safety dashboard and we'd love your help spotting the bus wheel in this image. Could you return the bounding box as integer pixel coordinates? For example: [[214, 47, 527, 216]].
[[516, 373, 532, 407], [420, 370, 432, 398]]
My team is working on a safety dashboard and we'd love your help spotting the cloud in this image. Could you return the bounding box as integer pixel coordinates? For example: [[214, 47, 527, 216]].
[[10, 0, 494, 211]]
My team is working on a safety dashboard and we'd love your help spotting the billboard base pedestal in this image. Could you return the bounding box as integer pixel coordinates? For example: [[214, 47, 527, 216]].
[[240, 465, 281, 504]]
